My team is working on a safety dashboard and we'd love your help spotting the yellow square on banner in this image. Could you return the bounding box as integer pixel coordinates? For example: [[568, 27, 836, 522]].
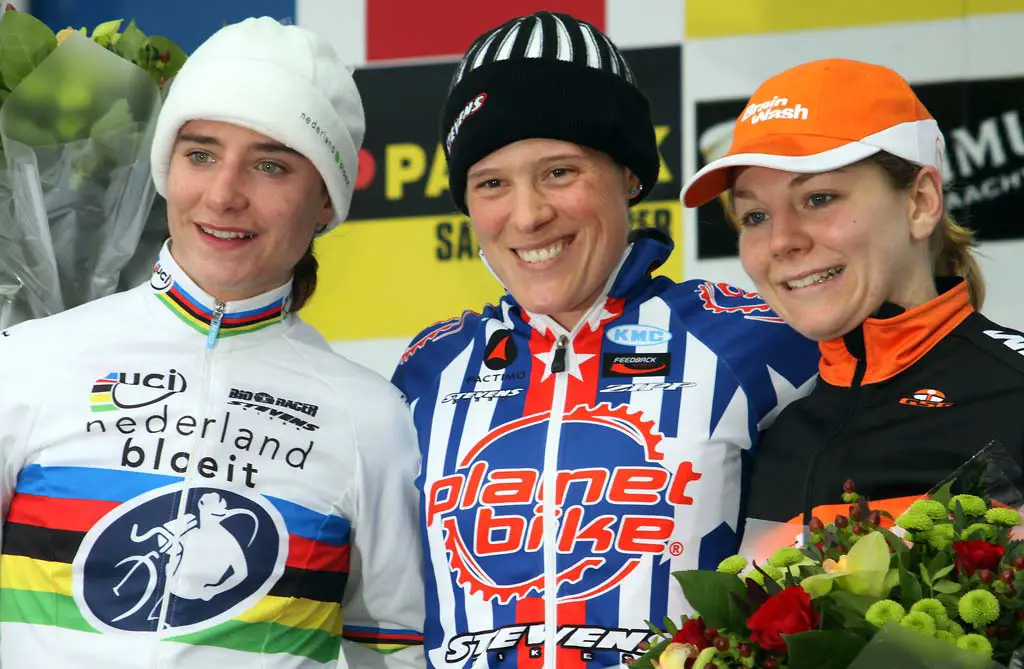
[[300, 201, 683, 342], [685, 0, 1024, 38]]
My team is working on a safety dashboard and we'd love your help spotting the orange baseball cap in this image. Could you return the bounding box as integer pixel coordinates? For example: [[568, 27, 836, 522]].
[[680, 58, 946, 208]]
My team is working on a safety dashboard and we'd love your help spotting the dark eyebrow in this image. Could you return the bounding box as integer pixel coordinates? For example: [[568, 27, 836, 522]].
[[175, 133, 301, 156]]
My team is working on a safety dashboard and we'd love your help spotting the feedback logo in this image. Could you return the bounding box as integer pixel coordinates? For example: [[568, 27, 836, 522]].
[[426, 403, 703, 604], [741, 95, 809, 125], [445, 92, 487, 154]]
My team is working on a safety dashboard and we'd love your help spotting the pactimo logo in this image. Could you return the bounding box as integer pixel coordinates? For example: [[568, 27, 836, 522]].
[[740, 95, 809, 125], [602, 353, 671, 378], [483, 329, 517, 370], [91, 370, 187, 413], [605, 324, 672, 347], [72, 484, 287, 636], [445, 92, 487, 154], [227, 388, 320, 432]]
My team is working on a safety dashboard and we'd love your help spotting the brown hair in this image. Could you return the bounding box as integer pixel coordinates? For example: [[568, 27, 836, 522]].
[[291, 241, 319, 311], [868, 152, 985, 309]]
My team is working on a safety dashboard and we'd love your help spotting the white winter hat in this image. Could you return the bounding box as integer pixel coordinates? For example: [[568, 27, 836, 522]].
[[150, 16, 365, 234]]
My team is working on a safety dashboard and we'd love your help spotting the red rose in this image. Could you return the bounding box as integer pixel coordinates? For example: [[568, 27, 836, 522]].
[[954, 540, 1005, 576], [671, 618, 711, 668], [746, 586, 820, 653]]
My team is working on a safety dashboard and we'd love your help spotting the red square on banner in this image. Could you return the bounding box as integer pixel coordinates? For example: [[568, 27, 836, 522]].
[[367, 0, 606, 62]]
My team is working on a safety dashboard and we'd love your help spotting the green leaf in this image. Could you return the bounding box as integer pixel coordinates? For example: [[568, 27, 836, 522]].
[[931, 563, 955, 582], [822, 591, 880, 632], [784, 630, 867, 669], [933, 579, 962, 594], [627, 638, 671, 669], [898, 553, 924, 603], [0, 11, 57, 90], [930, 481, 955, 508], [662, 616, 679, 636], [89, 98, 133, 140], [113, 19, 147, 62], [953, 499, 968, 530], [90, 19, 123, 39], [673, 570, 748, 632], [919, 562, 933, 587]]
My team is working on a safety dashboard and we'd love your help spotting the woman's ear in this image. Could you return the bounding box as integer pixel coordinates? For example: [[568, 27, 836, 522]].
[[908, 166, 944, 241], [626, 169, 641, 198]]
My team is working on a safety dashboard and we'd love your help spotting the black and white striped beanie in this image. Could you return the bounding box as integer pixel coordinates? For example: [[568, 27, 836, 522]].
[[440, 11, 659, 214]]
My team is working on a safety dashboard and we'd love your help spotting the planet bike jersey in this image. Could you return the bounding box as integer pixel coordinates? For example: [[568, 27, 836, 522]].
[[0, 244, 425, 669], [391, 230, 820, 669]]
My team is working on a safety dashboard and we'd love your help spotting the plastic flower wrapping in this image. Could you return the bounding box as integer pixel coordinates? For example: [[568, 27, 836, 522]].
[[631, 442, 1024, 669], [0, 7, 185, 328]]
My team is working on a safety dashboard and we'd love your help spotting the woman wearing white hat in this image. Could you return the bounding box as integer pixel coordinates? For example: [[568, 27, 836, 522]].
[[0, 17, 423, 669], [681, 58, 1024, 558]]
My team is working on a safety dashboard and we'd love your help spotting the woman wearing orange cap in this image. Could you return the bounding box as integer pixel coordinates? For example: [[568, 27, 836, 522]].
[[680, 58, 1024, 558]]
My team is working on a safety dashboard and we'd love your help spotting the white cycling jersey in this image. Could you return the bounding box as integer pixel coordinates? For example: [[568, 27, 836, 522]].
[[0, 243, 425, 669]]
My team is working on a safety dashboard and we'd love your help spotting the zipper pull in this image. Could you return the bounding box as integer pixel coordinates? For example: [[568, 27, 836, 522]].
[[206, 301, 226, 349], [550, 335, 568, 374]]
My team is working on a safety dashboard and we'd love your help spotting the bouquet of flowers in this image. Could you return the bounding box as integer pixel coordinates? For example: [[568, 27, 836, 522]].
[[633, 443, 1024, 669], [0, 7, 185, 329]]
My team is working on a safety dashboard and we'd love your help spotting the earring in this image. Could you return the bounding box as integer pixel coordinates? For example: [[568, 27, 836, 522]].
[[629, 185, 641, 197]]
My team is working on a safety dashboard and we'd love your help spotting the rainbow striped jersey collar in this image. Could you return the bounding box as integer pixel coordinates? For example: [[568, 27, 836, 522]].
[[149, 242, 291, 347]]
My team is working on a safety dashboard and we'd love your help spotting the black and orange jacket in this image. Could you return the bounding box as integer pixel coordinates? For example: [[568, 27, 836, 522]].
[[739, 278, 1024, 561]]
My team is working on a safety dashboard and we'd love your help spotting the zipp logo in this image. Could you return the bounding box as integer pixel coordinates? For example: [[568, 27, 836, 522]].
[[741, 95, 809, 125], [603, 382, 696, 393]]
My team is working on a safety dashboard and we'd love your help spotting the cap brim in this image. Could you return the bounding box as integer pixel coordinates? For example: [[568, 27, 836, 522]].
[[680, 138, 880, 208]]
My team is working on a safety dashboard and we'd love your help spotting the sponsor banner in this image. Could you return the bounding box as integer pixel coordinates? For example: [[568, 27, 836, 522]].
[[302, 46, 683, 342], [693, 74, 1024, 259], [684, 0, 1022, 39]]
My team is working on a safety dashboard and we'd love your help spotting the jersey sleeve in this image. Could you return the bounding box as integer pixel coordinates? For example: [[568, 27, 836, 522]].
[[338, 386, 425, 668], [0, 326, 36, 559]]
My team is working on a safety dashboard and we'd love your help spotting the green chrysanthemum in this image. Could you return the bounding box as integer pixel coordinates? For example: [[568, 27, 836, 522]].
[[911, 499, 950, 520], [957, 634, 994, 659], [935, 630, 957, 645], [941, 619, 965, 637], [895, 511, 934, 531], [748, 564, 783, 586], [768, 546, 806, 568], [920, 524, 956, 550], [865, 600, 906, 628], [900, 611, 937, 635], [911, 598, 949, 622], [717, 555, 747, 575], [984, 507, 1022, 526], [958, 590, 1000, 626], [961, 523, 996, 541], [949, 494, 987, 516]]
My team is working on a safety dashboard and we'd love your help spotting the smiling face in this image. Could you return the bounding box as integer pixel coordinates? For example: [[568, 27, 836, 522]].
[[733, 159, 944, 341], [465, 138, 638, 330], [165, 120, 332, 303]]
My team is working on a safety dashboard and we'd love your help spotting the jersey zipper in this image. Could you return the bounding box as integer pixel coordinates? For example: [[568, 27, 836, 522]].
[[149, 300, 225, 668], [542, 333, 569, 668], [800, 355, 866, 539]]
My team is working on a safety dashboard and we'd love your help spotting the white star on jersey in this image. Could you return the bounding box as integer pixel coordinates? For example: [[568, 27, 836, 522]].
[[534, 343, 594, 382]]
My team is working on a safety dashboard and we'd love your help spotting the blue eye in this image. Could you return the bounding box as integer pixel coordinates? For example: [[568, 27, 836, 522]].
[[740, 210, 767, 227], [258, 161, 286, 175], [807, 192, 835, 207], [186, 150, 212, 164]]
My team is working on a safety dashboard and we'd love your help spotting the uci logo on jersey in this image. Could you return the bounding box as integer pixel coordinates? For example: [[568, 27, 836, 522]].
[[72, 484, 288, 635], [90, 370, 188, 413], [425, 403, 704, 604], [606, 324, 672, 347]]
